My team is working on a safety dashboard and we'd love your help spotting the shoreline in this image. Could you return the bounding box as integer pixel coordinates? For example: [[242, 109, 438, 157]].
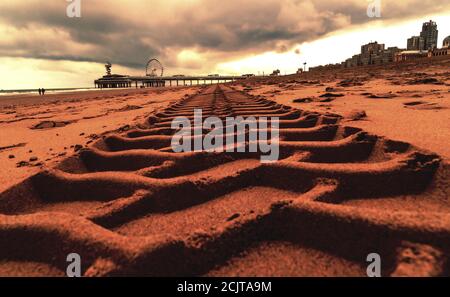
[[0, 86, 188, 107]]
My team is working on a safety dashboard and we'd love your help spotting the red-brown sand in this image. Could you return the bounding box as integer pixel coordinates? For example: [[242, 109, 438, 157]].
[[0, 58, 449, 277], [0, 87, 197, 193], [238, 57, 450, 160]]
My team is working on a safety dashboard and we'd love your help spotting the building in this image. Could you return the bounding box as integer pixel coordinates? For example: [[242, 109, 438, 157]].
[[343, 57, 355, 68], [341, 56, 356, 69], [382, 47, 402, 63], [428, 48, 450, 57], [359, 42, 385, 66], [420, 20, 438, 50], [306, 21, 447, 72], [407, 36, 425, 50], [395, 50, 428, 62], [444, 36, 450, 48], [361, 41, 385, 55], [427, 35, 450, 58], [340, 43, 400, 68], [349, 54, 361, 67]]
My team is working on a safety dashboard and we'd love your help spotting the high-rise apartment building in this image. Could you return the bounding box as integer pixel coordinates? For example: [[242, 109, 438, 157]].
[[420, 20, 438, 50], [407, 36, 425, 50]]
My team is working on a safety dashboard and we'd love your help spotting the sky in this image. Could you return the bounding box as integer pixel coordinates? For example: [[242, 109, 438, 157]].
[[0, 0, 449, 90]]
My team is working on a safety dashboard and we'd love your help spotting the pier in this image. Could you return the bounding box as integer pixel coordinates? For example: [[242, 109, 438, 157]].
[[94, 74, 246, 89]]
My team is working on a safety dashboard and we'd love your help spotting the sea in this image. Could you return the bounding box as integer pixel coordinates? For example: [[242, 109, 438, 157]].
[[0, 87, 100, 96]]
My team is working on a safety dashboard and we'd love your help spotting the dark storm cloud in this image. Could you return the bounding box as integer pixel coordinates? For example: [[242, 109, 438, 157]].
[[0, 0, 449, 70], [0, 1, 162, 68]]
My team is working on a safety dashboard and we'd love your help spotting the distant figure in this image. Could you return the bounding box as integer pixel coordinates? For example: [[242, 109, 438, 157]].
[[42, 88, 46, 96], [38, 88, 42, 96]]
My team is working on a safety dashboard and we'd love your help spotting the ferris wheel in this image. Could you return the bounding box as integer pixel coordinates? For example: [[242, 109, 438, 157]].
[[146, 58, 164, 77]]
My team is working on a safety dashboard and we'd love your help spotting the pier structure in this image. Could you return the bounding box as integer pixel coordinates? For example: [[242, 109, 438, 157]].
[[94, 74, 245, 89], [95, 59, 247, 89]]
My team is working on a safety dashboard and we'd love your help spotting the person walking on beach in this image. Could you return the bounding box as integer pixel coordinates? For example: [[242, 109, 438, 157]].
[[42, 88, 46, 96], [38, 88, 42, 96]]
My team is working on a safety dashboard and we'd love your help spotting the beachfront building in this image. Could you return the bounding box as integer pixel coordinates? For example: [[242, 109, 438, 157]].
[[444, 36, 450, 48], [360, 42, 385, 66], [382, 47, 403, 63], [301, 21, 446, 72], [405, 20, 438, 51], [342, 54, 361, 68], [351, 54, 361, 67], [312, 42, 403, 71], [339, 42, 401, 68], [427, 36, 450, 57], [407, 36, 425, 50], [420, 20, 439, 50], [428, 48, 450, 57], [394, 50, 429, 62], [361, 42, 385, 55]]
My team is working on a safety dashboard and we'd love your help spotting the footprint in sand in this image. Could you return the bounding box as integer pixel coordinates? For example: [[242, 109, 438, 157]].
[[403, 101, 444, 110], [31, 120, 73, 130]]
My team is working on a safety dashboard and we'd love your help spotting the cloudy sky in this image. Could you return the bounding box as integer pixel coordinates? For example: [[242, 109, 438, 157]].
[[0, 0, 449, 89]]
